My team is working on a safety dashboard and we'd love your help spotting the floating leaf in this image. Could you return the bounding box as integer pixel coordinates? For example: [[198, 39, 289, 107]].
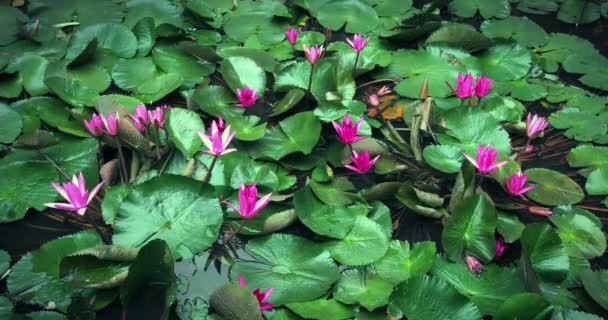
[[166, 108, 205, 159], [480, 17, 548, 48], [111, 57, 158, 91], [306, 0, 380, 33], [333, 269, 393, 311], [134, 73, 183, 103], [423, 145, 464, 173], [494, 293, 552, 320], [329, 215, 389, 266], [374, 240, 436, 285], [287, 298, 357, 320], [219, 56, 266, 95], [426, 24, 491, 52], [123, 0, 185, 29], [152, 44, 214, 88], [580, 269, 608, 310], [449, 0, 510, 19], [557, 0, 601, 24], [0, 103, 22, 143], [223, 0, 290, 44], [549, 108, 608, 143], [27, 0, 125, 27], [550, 206, 607, 259], [232, 233, 341, 305], [67, 23, 137, 59], [478, 44, 531, 81], [496, 212, 524, 243], [520, 223, 569, 283], [524, 168, 584, 206], [132, 17, 156, 56]]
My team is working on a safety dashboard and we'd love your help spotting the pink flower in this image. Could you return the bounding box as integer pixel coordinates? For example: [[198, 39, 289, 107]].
[[505, 172, 536, 196], [526, 113, 548, 139], [463, 144, 508, 174], [129, 105, 149, 132], [149, 107, 166, 129], [365, 93, 380, 107], [475, 76, 493, 97], [303, 45, 323, 65], [238, 274, 274, 311], [236, 86, 258, 107], [224, 182, 272, 219], [345, 149, 379, 174], [101, 113, 119, 136], [83, 114, 104, 137], [452, 72, 475, 98], [331, 114, 366, 144], [285, 28, 299, 45], [377, 86, 392, 96], [524, 145, 534, 153], [216, 116, 226, 133], [198, 118, 236, 156], [45, 173, 104, 216], [465, 256, 484, 273], [346, 33, 370, 52], [495, 237, 508, 257], [528, 206, 553, 217]]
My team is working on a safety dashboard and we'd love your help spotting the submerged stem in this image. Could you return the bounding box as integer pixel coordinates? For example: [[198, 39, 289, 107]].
[[202, 155, 218, 184], [307, 63, 315, 95], [352, 51, 360, 77], [223, 219, 247, 244], [115, 137, 128, 183]]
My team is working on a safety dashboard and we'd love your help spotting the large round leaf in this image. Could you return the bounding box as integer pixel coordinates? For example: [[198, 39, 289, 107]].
[[449, 0, 510, 18], [111, 57, 159, 91], [0, 103, 22, 143], [294, 185, 365, 238], [495, 293, 552, 320], [222, 0, 290, 44], [586, 167, 608, 195], [329, 215, 389, 266], [423, 145, 463, 173], [309, 0, 380, 33], [66, 23, 137, 59], [232, 233, 341, 306], [112, 175, 223, 259], [480, 17, 548, 48], [580, 269, 608, 311], [0, 162, 58, 222], [567, 144, 608, 169], [28, 0, 124, 27], [152, 44, 214, 88], [388, 274, 482, 320], [520, 223, 569, 283], [44, 77, 99, 107], [134, 73, 183, 103], [441, 194, 497, 262], [524, 168, 584, 206], [549, 206, 607, 259], [218, 56, 266, 95], [333, 269, 393, 311], [166, 108, 205, 159], [7, 231, 102, 310], [373, 240, 436, 285], [478, 44, 531, 81], [287, 298, 356, 320]]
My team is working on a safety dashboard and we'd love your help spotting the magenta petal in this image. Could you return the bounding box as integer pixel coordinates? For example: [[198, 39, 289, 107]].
[[238, 274, 246, 287]]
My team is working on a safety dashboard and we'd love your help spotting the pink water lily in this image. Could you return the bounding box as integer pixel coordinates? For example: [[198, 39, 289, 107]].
[[365, 93, 380, 107], [377, 86, 392, 96], [463, 144, 508, 174], [526, 113, 548, 139], [129, 105, 149, 132], [454, 72, 475, 98], [101, 113, 119, 136], [475, 76, 493, 97], [528, 206, 553, 217], [83, 114, 104, 137], [236, 86, 258, 107], [495, 237, 508, 257], [332, 114, 366, 144], [45, 173, 103, 216], [198, 118, 236, 156], [216, 116, 226, 133], [465, 256, 484, 273], [238, 274, 274, 311], [345, 149, 379, 174], [149, 106, 166, 129], [505, 172, 536, 196], [285, 28, 299, 45], [224, 182, 272, 219], [303, 45, 323, 65], [346, 33, 370, 52]]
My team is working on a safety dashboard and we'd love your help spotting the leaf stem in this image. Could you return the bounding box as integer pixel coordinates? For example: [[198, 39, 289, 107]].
[[223, 219, 247, 244], [202, 155, 218, 184], [115, 137, 128, 183], [352, 51, 360, 77], [307, 63, 315, 95]]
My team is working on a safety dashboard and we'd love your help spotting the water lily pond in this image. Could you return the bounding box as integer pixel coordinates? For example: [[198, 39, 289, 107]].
[[0, 0, 607, 319]]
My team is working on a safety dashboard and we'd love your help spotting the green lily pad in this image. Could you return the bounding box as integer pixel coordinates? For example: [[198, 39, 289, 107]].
[[423, 145, 464, 173], [580, 269, 608, 311], [152, 44, 214, 88], [0, 6, 27, 46], [306, 0, 380, 33], [524, 168, 584, 206], [389, 274, 482, 320], [111, 57, 159, 91], [550, 206, 607, 259], [0, 250, 9, 275], [218, 47, 277, 73], [166, 108, 205, 159], [270, 89, 306, 117], [496, 212, 524, 243], [27, 0, 124, 27], [495, 293, 552, 320], [232, 233, 341, 305], [329, 215, 389, 266], [287, 298, 357, 320], [67, 23, 137, 59], [481, 96, 525, 122], [480, 17, 548, 48], [133, 17, 156, 56], [219, 56, 266, 95], [247, 112, 321, 160], [550, 108, 608, 143], [426, 24, 492, 52], [123, 0, 185, 29], [0, 295, 12, 319], [442, 194, 497, 262], [478, 44, 531, 81], [0, 103, 22, 143], [44, 76, 99, 107], [134, 73, 183, 103], [16, 54, 50, 96], [521, 223, 569, 283], [223, 0, 290, 44], [558, 0, 601, 24], [374, 240, 436, 285], [333, 269, 393, 311], [112, 175, 223, 259], [449, 0, 510, 18], [7, 231, 102, 310], [192, 85, 241, 119]]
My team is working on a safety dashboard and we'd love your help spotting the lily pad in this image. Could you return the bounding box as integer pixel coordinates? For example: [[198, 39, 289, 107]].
[[112, 175, 223, 259], [329, 215, 390, 266], [0, 103, 22, 143], [449, 0, 510, 19], [67, 23, 137, 59], [480, 17, 548, 48], [524, 168, 584, 206], [580, 269, 608, 310], [478, 44, 531, 81], [134, 73, 183, 103], [423, 145, 464, 173], [287, 298, 357, 320], [152, 44, 214, 88], [232, 233, 341, 305], [550, 206, 607, 259], [219, 56, 266, 95], [166, 108, 205, 159], [333, 269, 393, 311], [521, 223, 569, 283], [111, 57, 159, 91], [306, 0, 380, 33], [374, 240, 436, 285], [27, 0, 125, 27]]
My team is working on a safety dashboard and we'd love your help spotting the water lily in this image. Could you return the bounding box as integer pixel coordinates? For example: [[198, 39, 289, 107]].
[[238, 274, 274, 311], [83, 114, 104, 137], [346, 33, 370, 52], [285, 28, 299, 45], [463, 144, 508, 174], [465, 256, 484, 273], [101, 113, 119, 136], [224, 182, 272, 219], [526, 113, 548, 139], [475, 76, 494, 97], [364, 93, 380, 107], [45, 173, 103, 216], [345, 149, 379, 174], [332, 114, 366, 144], [528, 206, 553, 216], [495, 237, 508, 257], [149, 106, 166, 129], [129, 105, 149, 132], [236, 86, 258, 107], [216, 116, 226, 133], [505, 172, 536, 196], [377, 86, 392, 96], [303, 45, 323, 65], [198, 118, 236, 156], [453, 72, 475, 98]]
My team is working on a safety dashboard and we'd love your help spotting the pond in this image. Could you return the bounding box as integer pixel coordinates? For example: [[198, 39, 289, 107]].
[[0, 0, 607, 319]]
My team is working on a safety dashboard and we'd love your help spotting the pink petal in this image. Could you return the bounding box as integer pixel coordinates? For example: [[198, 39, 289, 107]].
[[251, 193, 272, 217], [462, 152, 479, 169], [238, 274, 246, 287], [87, 181, 104, 203]]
